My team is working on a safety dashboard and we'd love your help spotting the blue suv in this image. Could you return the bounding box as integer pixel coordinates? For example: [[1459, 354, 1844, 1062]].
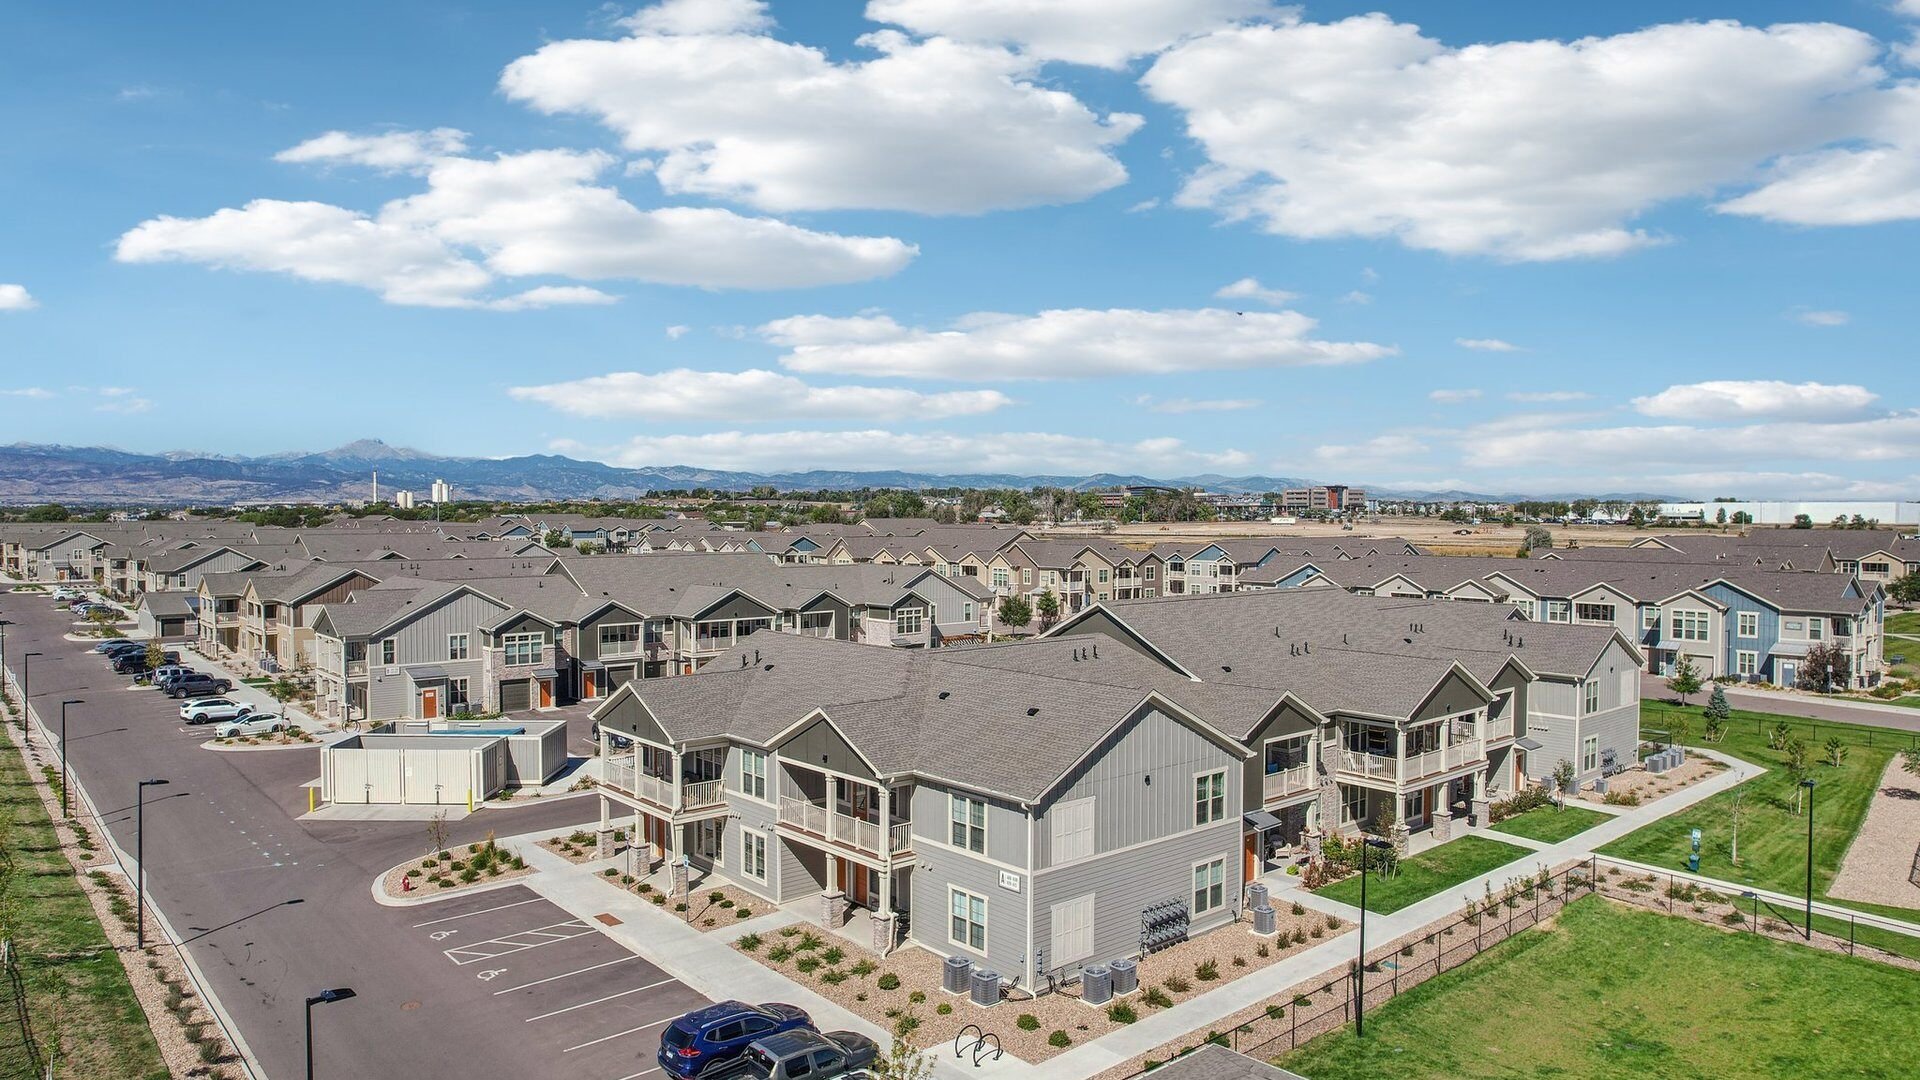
[[659, 1001, 812, 1078]]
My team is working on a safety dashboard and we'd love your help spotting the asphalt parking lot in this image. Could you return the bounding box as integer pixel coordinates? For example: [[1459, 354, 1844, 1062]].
[[404, 885, 711, 1078]]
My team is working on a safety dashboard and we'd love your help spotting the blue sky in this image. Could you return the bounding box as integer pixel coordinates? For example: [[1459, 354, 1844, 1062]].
[[4, 0, 1919, 496]]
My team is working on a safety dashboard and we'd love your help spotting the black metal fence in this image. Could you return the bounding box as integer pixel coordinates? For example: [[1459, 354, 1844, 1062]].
[[1137, 861, 1597, 1073]]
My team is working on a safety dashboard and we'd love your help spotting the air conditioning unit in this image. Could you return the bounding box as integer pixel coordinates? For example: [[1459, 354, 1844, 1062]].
[[969, 969, 1001, 1008]]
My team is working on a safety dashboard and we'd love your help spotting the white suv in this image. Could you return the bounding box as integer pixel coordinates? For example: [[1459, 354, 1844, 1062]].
[[179, 698, 252, 724], [215, 713, 289, 739]]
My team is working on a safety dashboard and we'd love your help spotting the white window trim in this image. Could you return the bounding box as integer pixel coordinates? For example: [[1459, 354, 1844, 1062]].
[[1191, 856, 1228, 916], [949, 887, 988, 955], [741, 829, 768, 882], [737, 748, 771, 804], [1736, 650, 1759, 677], [1736, 612, 1759, 639], [447, 633, 469, 661], [599, 621, 643, 657], [950, 793, 987, 854], [1581, 735, 1599, 773], [1192, 768, 1227, 827]]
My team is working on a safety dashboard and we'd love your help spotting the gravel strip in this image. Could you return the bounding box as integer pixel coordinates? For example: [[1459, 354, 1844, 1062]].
[[1828, 756, 1920, 908], [1577, 752, 1724, 807]]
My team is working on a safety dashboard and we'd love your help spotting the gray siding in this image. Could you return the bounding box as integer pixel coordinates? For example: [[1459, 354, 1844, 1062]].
[[779, 715, 876, 781], [699, 594, 778, 623], [909, 839, 1029, 984], [386, 592, 511, 661], [1413, 670, 1490, 723], [576, 604, 647, 663], [1033, 707, 1242, 869], [598, 691, 673, 746], [911, 782, 1027, 867], [1241, 702, 1317, 811]]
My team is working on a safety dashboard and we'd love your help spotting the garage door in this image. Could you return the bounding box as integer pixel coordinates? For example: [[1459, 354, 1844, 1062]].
[[500, 679, 530, 712]]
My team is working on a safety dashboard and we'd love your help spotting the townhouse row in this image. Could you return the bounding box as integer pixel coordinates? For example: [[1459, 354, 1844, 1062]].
[[584, 587, 1638, 987]]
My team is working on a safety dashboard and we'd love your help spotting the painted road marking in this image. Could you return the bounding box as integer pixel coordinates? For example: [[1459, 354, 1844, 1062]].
[[610, 1069, 662, 1080], [412, 896, 544, 928], [524, 978, 678, 1023], [492, 955, 642, 996], [444, 920, 596, 965], [562, 1017, 672, 1054]]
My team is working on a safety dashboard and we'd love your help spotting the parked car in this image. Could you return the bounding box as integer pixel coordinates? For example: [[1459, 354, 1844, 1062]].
[[214, 713, 288, 739], [658, 1002, 813, 1078], [102, 644, 148, 662], [590, 720, 633, 750], [166, 674, 234, 699], [739, 1030, 878, 1080], [114, 650, 178, 675], [73, 603, 112, 618], [151, 664, 196, 686], [92, 638, 134, 653], [53, 587, 83, 601], [178, 698, 251, 724]]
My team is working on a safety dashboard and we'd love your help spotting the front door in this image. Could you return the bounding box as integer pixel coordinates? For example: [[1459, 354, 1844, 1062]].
[[583, 670, 597, 699], [1406, 788, 1429, 829], [1243, 830, 1258, 881], [538, 678, 553, 708], [420, 687, 439, 719]]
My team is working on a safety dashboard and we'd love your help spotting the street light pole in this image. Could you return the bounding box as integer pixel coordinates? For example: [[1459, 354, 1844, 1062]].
[[136, 778, 169, 948], [305, 987, 357, 1080], [59, 698, 82, 818], [1356, 842, 1369, 1038], [1802, 778, 1816, 940]]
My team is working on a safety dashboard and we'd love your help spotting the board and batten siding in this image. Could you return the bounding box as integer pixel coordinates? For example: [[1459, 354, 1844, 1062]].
[[910, 782, 1028, 867], [386, 592, 512, 660], [575, 604, 648, 663]]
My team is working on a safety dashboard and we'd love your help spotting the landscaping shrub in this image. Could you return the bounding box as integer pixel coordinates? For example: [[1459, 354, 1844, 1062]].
[[908, 990, 926, 1004], [1255, 943, 1269, 958], [851, 960, 877, 977], [1231, 956, 1247, 968], [936, 1002, 952, 1015], [1048, 1030, 1071, 1048], [1108, 1003, 1138, 1024], [1195, 960, 1220, 982], [673, 902, 688, 912], [796, 931, 824, 952], [795, 956, 821, 974], [1265, 1004, 1285, 1020], [1016, 1014, 1041, 1031], [603, 867, 618, 877], [877, 973, 901, 990], [1291, 901, 1305, 916], [821, 946, 845, 966], [738, 933, 763, 951], [819, 968, 847, 984], [1144, 987, 1173, 1009], [735, 907, 752, 919], [766, 944, 793, 962], [1163, 974, 1191, 993]]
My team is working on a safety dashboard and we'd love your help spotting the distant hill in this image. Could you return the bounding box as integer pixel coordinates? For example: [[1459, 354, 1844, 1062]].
[[0, 441, 1663, 505]]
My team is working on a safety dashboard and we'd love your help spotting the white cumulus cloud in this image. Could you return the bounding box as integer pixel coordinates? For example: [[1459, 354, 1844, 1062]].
[[117, 141, 916, 305], [594, 429, 1252, 474], [866, 0, 1283, 68], [1506, 390, 1590, 403], [1143, 15, 1906, 259], [509, 368, 1012, 421], [1138, 396, 1261, 413], [2, 387, 54, 398], [1632, 380, 1879, 421], [1214, 277, 1297, 306], [275, 128, 470, 172], [1312, 434, 1429, 471], [0, 284, 37, 311], [1456, 338, 1521, 352], [499, 8, 1140, 214], [760, 307, 1393, 380]]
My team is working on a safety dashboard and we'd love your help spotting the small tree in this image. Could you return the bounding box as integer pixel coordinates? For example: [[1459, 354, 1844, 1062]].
[[1551, 759, 1577, 808], [1796, 641, 1852, 694], [1905, 749, 1920, 778], [872, 1014, 935, 1080], [144, 639, 166, 671], [1522, 526, 1554, 552], [1785, 739, 1811, 814], [542, 529, 566, 549], [1768, 721, 1793, 751], [1033, 588, 1061, 631], [426, 809, 451, 858], [995, 595, 1032, 633], [1824, 736, 1847, 768], [1665, 655, 1704, 705], [1671, 710, 1692, 749], [1890, 572, 1920, 606], [1703, 684, 1729, 742], [1728, 788, 1746, 866]]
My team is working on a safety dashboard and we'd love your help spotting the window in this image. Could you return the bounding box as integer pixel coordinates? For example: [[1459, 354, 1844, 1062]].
[[1642, 608, 1659, 631], [1863, 561, 1890, 576], [1545, 601, 1570, 622], [741, 830, 767, 881], [1737, 612, 1759, 638], [1022, 568, 1033, 585], [949, 888, 987, 952], [990, 568, 1010, 589], [1050, 894, 1095, 969], [894, 608, 924, 636], [1574, 602, 1615, 624], [1192, 858, 1227, 915], [1736, 651, 1759, 677], [447, 677, 470, 710], [447, 633, 469, 661], [1583, 679, 1600, 715], [950, 794, 986, 853], [1050, 798, 1095, 863], [380, 639, 396, 666], [1341, 785, 1367, 824], [1807, 617, 1824, 641], [1513, 599, 1536, 619], [1144, 565, 1156, 580], [739, 749, 768, 800], [1193, 770, 1226, 825], [503, 632, 542, 667], [1669, 610, 1710, 641], [1097, 568, 1110, 584], [1581, 735, 1599, 773], [599, 622, 641, 657], [1168, 559, 1184, 573]]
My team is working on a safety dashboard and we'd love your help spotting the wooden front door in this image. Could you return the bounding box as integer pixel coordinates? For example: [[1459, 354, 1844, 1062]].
[[538, 679, 553, 708], [583, 670, 597, 699], [420, 687, 439, 719], [1244, 830, 1258, 881]]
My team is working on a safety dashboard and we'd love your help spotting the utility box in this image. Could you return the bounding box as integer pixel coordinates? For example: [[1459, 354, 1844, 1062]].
[[1248, 882, 1270, 911], [969, 969, 1001, 1008], [1081, 965, 1112, 1006], [1109, 958, 1137, 995], [1253, 904, 1277, 936], [942, 955, 973, 995]]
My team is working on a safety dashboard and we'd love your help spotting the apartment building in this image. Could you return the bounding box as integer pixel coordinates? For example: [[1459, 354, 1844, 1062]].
[[1280, 486, 1366, 513]]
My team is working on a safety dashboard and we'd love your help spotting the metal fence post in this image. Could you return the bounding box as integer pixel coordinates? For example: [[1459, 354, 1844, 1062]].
[[1849, 916, 1856, 955]]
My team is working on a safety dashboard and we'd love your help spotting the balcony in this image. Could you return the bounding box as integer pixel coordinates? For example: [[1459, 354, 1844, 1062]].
[[1263, 763, 1314, 801], [1337, 742, 1482, 785], [598, 755, 727, 816], [1403, 741, 1481, 782], [777, 797, 913, 857], [1483, 715, 1515, 742], [345, 659, 368, 677], [1337, 750, 1397, 782]]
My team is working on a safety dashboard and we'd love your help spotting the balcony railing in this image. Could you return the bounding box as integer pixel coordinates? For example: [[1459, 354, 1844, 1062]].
[[345, 659, 368, 677], [1483, 715, 1515, 741], [1263, 763, 1314, 800], [683, 779, 725, 810], [1404, 742, 1481, 781], [1338, 750, 1397, 781], [778, 797, 912, 856]]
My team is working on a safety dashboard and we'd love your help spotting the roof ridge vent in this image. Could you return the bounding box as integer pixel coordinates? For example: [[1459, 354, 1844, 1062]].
[[1026, 706, 1039, 716]]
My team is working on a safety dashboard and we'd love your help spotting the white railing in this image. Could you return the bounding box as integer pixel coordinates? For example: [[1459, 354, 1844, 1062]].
[[836, 813, 882, 854], [1484, 715, 1515, 741], [1403, 742, 1481, 781], [683, 779, 725, 809], [890, 822, 913, 853], [601, 758, 675, 807], [1338, 750, 1396, 781], [779, 798, 910, 856], [603, 757, 636, 793], [780, 796, 829, 838], [1263, 764, 1313, 800], [345, 659, 367, 677]]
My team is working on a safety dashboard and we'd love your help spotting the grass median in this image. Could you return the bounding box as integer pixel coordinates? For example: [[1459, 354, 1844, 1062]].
[[1314, 836, 1532, 914], [1280, 894, 1920, 1080], [1487, 803, 1609, 845], [0, 722, 168, 1080]]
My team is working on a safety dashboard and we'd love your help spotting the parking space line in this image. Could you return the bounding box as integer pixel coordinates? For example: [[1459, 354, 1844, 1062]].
[[523, 977, 678, 1023], [492, 954, 641, 995], [610, 1069, 661, 1080], [562, 1017, 672, 1054], [412, 897, 544, 928], [444, 919, 597, 965]]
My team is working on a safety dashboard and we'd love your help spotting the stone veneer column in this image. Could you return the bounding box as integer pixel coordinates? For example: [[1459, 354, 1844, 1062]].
[[1314, 721, 1341, 835], [822, 889, 848, 929], [871, 912, 897, 955], [1430, 808, 1453, 843]]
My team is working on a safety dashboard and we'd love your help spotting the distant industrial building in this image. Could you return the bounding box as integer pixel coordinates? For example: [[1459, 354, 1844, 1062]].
[[394, 490, 416, 510], [1281, 485, 1365, 513], [1658, 500, 1919, 526], [430, 478, 451, 504]]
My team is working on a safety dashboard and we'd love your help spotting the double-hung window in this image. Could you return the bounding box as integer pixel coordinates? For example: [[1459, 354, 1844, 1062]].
[[380, 639, 396, 666], [1669, 610, 1710, 642], [1736, 651, 1759, 677], [1545, 601, 1570, 622], [894, 608, 924, 636], [1193, 770, 1226, 826], [447, 677, 470, 710], [741, 830, 767, 881], [1737, 612, 1759, 638], [990, 568, 1010, 589], [503, 632, 542, 667], [739, 749, 768, 800], [1583, 679, 1600, 715], [950, 889, 987, 952], [950, 794, 986, 853], [447, 633, 469, 661], [1192, 858, 1226, 915], [1581, 736, 1599, 773]]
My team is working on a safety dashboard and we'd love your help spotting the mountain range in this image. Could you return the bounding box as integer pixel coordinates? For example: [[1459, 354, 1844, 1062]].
[[0, 441, 1669, 505]]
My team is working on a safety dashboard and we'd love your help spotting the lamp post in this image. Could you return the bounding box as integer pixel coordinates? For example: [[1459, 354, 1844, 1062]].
[[136, 778, 169, 948], [1802, 777, 1816, 940], [21, 650, 42, 743], [1354, 837, 1391, 1038], [0, 618, 11, 702], [305, 987, 357, 1080], [58, 698, 82, 818]]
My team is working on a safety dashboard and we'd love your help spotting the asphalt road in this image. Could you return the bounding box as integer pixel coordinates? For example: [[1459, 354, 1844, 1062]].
[[1638, 671, 1920, 737], [0, 587, 702, 1080]]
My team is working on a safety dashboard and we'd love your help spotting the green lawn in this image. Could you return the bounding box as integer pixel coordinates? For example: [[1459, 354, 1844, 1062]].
[[1599, 700, 1919, 921], [1486, 803, 1609, 844], [0, 724, 169, 1080], [1315, 836, 1530, 914], [1280, 895, 1920, 1080], [1885, 610, 1920, 637]]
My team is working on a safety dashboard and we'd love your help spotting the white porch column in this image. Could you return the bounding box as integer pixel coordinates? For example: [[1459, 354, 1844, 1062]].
[[874, 784, 896, 954], [596, 793, 613, 858]]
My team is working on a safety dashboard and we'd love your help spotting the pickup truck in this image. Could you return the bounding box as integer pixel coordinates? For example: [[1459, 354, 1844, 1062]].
[[738, 1030, 879, 1080]]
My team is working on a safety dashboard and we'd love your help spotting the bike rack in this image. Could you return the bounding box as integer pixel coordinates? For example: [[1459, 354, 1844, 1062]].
[[954, 1024, 1003, 1066], [972, 1032, 1003, 1066]]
